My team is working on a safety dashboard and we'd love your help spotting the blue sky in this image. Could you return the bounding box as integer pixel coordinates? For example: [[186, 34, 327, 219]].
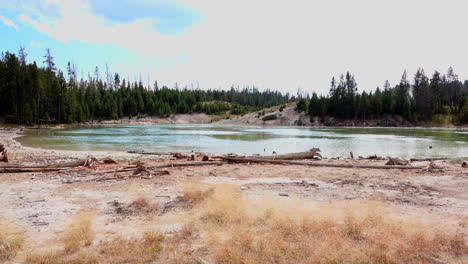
[[0, 0, 198, 85], [1, 0, 468, 94]]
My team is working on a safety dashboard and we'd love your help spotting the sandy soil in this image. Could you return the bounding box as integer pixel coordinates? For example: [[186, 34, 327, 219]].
[[96, 113, 212, 125], [1, 128, 467, 262]]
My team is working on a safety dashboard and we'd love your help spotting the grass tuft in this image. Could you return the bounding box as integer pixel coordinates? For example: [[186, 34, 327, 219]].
[[62, 211, 94, 253], [0, 220, 24, 260], [98, 231, 165, 264]]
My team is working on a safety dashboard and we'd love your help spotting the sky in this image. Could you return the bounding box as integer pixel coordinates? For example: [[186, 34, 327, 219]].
[[1, 0, 468, 95]]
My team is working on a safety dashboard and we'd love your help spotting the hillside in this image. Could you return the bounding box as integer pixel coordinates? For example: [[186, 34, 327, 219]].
[[215, 102, 414, 127]]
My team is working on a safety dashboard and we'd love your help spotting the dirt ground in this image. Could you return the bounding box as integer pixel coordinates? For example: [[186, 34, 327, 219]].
[[1, 128, 467, 263]]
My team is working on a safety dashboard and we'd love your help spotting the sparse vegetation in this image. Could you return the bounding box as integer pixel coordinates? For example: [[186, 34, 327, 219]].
[[178, 184, 214, 206], [195, 185, 468, 264], [25, 211, 97, 264], [0, 220, 24, 260], [98, 231, 164, 264], [11, 184, 468, 264], [62, 211, 94, 253], [262, 114, 277, 121]]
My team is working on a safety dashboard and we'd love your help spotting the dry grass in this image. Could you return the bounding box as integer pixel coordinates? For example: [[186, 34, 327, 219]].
[[193, 185, 468, 264], [132, 196, 151, 208], [178, 184, 214, 205], [25, 211, 95, 264], [0, 220, 24, 260], [25, 231, 164, 264], [17, 184, 468, 264], [98, 230, 165, 264], [24, 249, 99, 264], [62, 211, 94, 253], [129, 196, 158, 214]]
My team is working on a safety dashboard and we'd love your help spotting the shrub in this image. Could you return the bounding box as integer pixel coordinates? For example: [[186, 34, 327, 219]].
[[262, 114, 277, 121]]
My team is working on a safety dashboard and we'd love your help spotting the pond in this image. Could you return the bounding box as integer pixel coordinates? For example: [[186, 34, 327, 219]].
[[16, 124, 468, 158]]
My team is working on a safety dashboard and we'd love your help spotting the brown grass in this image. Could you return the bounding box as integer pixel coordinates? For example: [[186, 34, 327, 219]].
[[194, 185, 468, 264], [98, 231, 165, 264], [62, 211, 94, 253], [24, 249, 99, 264], [26, 226, 164, 264], [0, 220, 24, 260], [128, 196, 158, 214], [17, 184, 468, 264], [25, 211, 95, 264], [178, 184, 214, 205]]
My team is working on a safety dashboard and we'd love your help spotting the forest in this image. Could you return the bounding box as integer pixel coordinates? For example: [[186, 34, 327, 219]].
[[0, 48, 292, 124], [1, 47, 468, 125], [297, 70, 468, 124]]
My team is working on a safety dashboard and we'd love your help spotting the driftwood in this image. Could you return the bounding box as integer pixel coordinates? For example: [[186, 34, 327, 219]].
[[1, 167, 67, 173], [174, 153, 187, 159], [89, 161, 223, 176], [102, 157, 117, 164], [410, 157, 449, 162], [128, 150, 177, 155], [1, 149, 8, 162], [218, 156, 426, 170], [359, 154, 384, 160], [423, 160, 444, 172], [148, 161, 222, 169], [246, 148, 322, 160], [0, 144, 8, 162], [0, 156, 98, 173], [385, 157, 411, 166]]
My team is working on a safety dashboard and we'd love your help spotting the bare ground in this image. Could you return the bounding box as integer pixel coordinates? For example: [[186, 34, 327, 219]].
[[1, 128, 467, 263]]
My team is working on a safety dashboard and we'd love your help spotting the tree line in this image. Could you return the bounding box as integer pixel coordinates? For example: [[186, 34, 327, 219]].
[[3, 47, 468, 125], [296, 69, 468, 124], [0, 48, 293, 124]]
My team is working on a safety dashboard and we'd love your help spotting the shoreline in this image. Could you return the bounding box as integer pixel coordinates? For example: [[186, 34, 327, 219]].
[[1, 125, 467, 263], [0, 128, 136, 163]]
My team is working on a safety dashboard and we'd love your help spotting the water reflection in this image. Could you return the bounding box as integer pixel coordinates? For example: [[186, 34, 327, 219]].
[[16, 125, 468, 158]]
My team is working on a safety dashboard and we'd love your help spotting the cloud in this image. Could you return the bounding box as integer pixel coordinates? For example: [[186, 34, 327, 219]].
[[9, 0, 468, 94], [87, 0, 201, 33], [0, 15, 19, 30]]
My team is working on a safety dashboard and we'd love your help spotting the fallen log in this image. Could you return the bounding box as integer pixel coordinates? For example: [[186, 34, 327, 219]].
[[1, 167, 67, 173], [359, 154, 384, 160], [0, 156, 98, 169], [1, 149, 8, 162], [385, 157, 411, 166], [128, 150, 176, 155], [245, 148, 322, 160], [423, 160, 444, 172], [410, 157, 449, 162], [174, 153, 187, 159], [102, 157, 117, 164], [89, 161, 223, 175], [218, 156, 426, 170], [149, 161, 222, 169]]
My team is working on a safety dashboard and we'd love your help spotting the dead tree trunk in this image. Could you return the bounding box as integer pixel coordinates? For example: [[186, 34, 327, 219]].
[[218, 156, 426, 170], [246, 148, 322, 160]]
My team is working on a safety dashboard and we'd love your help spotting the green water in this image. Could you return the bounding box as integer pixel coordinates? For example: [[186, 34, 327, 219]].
[[16, 124, 468, 158]]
